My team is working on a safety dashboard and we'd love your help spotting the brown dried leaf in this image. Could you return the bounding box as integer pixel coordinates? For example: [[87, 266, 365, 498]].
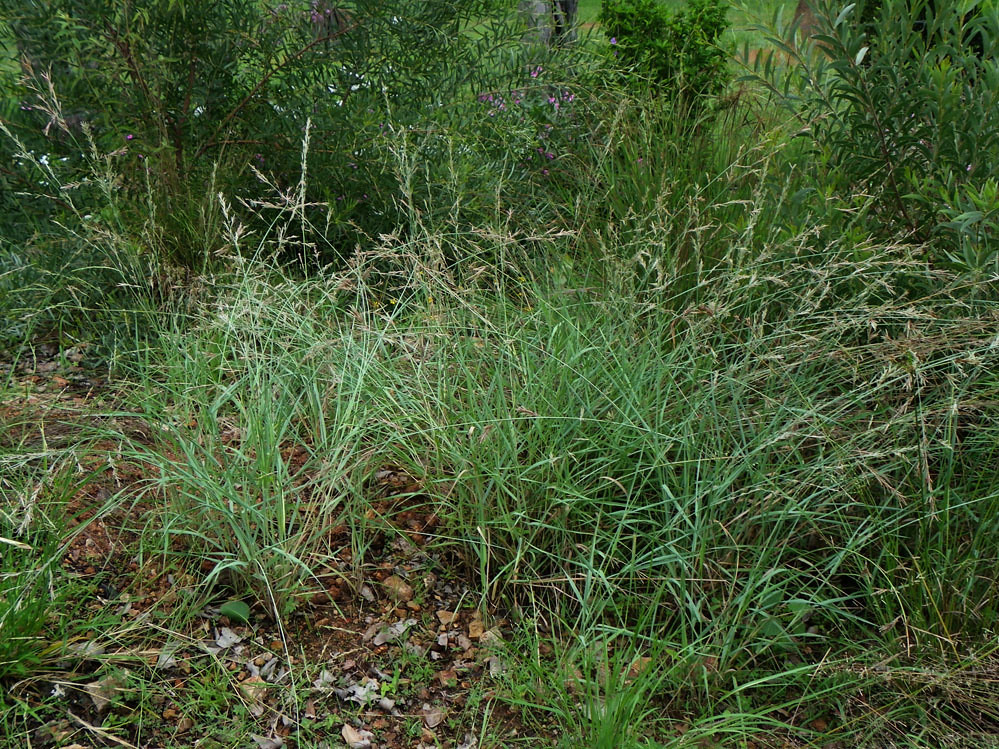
[[240, 676, 268, 717], [422, 703, 446, 729], [341, 724, 373, 748]]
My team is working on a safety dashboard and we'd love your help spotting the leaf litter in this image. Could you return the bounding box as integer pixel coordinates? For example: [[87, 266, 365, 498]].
[[4, 366, 534, 748]]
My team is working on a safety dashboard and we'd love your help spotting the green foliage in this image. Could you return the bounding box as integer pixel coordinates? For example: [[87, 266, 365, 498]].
[[0, 0, 512, 267], [0, 447, 108, 683], [218, 600, 251, 623], [3, 2, 999, 745], [0, 539, 56, 681], [599, 0, 730, 107], [749, 0, 999, 271]]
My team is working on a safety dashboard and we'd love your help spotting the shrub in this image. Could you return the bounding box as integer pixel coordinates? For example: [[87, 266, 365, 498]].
[[750, 0, 999, 272], [599, 0, 730, 109], [0, 0, 512, 268]]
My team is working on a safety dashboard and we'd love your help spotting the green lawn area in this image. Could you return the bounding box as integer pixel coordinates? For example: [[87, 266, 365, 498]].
[[578, 0, 603, 23]]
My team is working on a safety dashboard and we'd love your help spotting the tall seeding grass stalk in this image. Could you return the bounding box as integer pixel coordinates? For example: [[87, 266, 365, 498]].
[[93, 127, 999, 741], [3, 27, 999, 744]]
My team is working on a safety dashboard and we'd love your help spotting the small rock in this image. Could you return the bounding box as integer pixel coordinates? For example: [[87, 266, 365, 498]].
[[382, 575, 414, 602], [436, 610, 458, 626]]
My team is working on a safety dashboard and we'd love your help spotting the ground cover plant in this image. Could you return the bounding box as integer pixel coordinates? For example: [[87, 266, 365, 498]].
[[2, 1, 999, 747]]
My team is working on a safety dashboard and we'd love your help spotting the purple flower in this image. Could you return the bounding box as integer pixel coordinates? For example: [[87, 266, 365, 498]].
[[126, 134, 134, 140], [610, 37, 617, 44]]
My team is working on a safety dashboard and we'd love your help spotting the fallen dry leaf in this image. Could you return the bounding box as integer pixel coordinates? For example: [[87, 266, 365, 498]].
[[341, 723, 373, 748], [215, 627, 242, 649], [479, 628, 503, 647], [437, 610, 459, 626], [423, 703, 446, 729], [240, 675, 268, 717], [372, 618, 416, 646], [84, 671, 130, 713], [251, 736, 284, 749], [468, 616, 485, 640], [176, 715, 194, 733], [626, 656, 653, 683]]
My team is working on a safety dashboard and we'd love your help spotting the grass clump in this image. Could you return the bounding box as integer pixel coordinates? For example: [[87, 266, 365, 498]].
[[1, 3, 999, 747]]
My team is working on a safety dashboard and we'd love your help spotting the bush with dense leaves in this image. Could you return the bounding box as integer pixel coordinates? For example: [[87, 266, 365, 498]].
[[0, 0, 517, 267], [752, 0, 999, 273], [599, 0, 730, 109]]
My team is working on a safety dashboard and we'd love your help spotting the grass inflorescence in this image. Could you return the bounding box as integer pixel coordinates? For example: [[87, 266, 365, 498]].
[[2, 2, 999, 747]]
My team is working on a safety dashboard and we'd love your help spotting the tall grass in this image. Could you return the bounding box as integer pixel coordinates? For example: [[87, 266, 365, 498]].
[[2, 19, 998, 745], [100, 166, 999, 743]]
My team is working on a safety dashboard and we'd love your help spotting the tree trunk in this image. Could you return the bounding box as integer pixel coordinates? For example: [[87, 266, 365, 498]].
[[519, 0, 577, 46]]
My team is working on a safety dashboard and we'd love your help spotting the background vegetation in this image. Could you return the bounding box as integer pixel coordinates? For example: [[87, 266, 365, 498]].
[[2, 1, 998, 747]]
